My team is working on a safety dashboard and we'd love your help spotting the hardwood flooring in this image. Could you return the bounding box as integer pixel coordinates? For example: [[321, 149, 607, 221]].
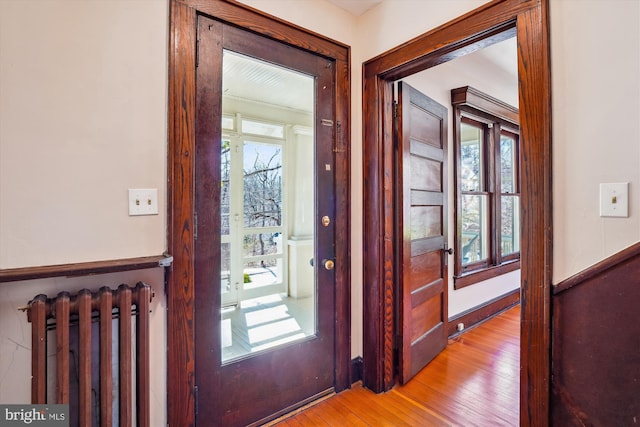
[[273, 305, 520, 426]]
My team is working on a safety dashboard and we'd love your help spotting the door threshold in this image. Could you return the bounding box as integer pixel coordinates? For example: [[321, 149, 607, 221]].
[[254, 388, 336, 427]]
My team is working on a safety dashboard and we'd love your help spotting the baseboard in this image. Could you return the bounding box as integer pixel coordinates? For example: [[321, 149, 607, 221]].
[[350, 356, 363, 384], [447, 288, 520, 338]]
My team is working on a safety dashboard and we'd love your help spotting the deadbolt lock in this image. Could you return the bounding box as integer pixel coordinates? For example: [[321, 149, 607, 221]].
[[321, 216, 331, 227]]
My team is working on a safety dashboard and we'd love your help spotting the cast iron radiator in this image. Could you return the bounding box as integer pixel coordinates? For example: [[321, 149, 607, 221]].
[[26, 282, 152, 426]]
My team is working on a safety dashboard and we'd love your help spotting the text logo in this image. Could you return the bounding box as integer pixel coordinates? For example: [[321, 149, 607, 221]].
[[0, 405, 68, 427]]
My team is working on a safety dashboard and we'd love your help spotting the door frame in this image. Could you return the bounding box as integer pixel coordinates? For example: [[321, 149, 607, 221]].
[[362, 0, 551, 426], [166, 1, 351, 425]]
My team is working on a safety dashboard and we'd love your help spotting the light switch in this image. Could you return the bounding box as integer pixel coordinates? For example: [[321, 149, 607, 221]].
[[599, 182, 628, 217], [128, 189, 158, 216]]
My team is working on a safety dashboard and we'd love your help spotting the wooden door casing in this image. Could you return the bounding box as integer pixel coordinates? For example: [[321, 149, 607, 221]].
[[397, 82, 448, 384], [167, 1, 351, 426], [362, 1, 552, 425]]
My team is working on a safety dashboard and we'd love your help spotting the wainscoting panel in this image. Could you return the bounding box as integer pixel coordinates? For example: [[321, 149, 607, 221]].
[[552, 243, 640, 426]]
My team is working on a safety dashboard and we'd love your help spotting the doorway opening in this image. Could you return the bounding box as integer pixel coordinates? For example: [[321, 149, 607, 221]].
[[362, 1, 552, 425], [393, 35, 521, 387]]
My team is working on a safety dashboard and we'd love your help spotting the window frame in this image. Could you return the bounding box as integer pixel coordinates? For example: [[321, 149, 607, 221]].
[[220, 115, 289, 307], [452, 86, 520, 289]]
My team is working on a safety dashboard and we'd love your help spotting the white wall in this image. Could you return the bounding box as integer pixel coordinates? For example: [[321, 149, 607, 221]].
[[0, 1, 168, 424], [551, 0, 640, 282], [0, 0, 168, 269]]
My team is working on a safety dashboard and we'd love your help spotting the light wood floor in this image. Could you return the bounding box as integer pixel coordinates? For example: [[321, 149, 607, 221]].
[[273, 305, 520, 426]]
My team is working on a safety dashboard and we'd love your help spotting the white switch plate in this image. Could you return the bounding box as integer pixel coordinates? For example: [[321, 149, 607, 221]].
[[128, 189, 158, 216], [599, 182, 628, 217]]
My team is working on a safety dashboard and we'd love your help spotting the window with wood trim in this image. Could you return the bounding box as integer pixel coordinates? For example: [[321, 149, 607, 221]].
[[452, 86, 520, 289]]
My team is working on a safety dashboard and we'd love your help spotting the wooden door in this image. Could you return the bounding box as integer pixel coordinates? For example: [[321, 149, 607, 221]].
[[194, 16, 337, 426], [396, 81, 449, 384]]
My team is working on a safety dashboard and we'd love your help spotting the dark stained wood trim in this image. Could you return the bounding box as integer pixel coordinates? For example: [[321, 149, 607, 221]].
[[334, 49, 352, 394], [0, 255, 169, 283], [516, 3, 552, 426], [451, 85, 519, 124], [167, 1, 351, 425], [177, 0, 349, 62], [447, 288, 520, 337], [350, 356, 363, 385], [167, 1, 197, 426], [362, 0, 552, 425], [363, 3, 525, 82], [554, 241, 640, 295], [454, 260, 520, 290]]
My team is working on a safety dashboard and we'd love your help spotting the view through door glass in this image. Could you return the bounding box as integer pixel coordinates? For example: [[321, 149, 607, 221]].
[[220, 50, 316, 362]]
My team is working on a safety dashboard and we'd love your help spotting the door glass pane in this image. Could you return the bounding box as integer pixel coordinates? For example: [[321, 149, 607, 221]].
[[243, 142, 282, 228], [460, 122, 483, 192], [221, 139, 231, 235], [501, 195, 520, 256], [221, 242, 232, 295], [243, 258, 283, 290], [221, 140, 236, 306], [243, 232, 283, 256], [221, 49, 316, 363], [222, 115, 235, 131], [500, 133, 516, 193], [242, 119, 285, 138], [461, 194, 488, 266]]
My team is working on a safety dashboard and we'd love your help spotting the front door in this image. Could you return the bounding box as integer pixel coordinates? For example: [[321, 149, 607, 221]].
[[194, 16, 337, 426], [396, 81, 449, 384]]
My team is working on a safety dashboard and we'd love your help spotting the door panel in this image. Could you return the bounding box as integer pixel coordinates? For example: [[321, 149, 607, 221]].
[[195, 16, 336, 426], [397, 81, 449, 384], [411, 206, 442, 239], [411, 157, 442, 191]]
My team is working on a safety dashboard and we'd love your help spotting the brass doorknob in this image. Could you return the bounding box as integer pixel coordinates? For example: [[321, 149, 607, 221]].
[[323, 259, 335, 271]]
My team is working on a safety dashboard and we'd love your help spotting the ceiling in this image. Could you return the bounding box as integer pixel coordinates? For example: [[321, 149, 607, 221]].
[[223, 50, 314, 112], [325, 0, 383, 16], [222, 36, 517, 113]]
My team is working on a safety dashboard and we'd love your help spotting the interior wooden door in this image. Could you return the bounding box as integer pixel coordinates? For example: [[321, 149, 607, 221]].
[[194, 15, 337, 426], [396, 81, 449, 384]]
